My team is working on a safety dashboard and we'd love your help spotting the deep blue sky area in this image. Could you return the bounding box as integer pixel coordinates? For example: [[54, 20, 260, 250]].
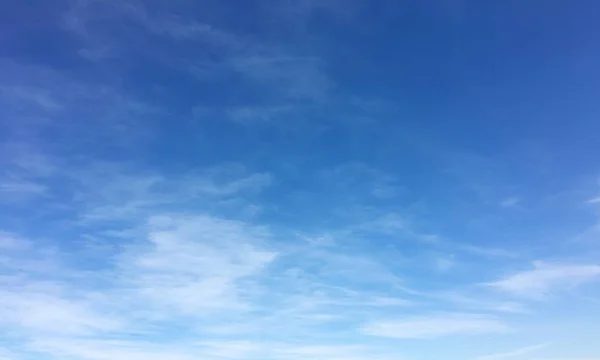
[[2, 1, 600, 360]]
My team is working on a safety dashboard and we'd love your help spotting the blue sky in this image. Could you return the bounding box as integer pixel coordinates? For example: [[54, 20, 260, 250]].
[[1, 0, 600, 359]]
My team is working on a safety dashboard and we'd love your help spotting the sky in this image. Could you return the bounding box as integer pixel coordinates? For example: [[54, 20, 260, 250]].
[[1, 0, 600, 359]]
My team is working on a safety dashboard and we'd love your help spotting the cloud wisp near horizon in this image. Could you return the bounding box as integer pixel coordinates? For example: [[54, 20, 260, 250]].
[[2, 1, 600, 359]]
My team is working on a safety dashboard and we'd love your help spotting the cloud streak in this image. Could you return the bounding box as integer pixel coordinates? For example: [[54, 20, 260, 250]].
[[488, 262, 600, 299], [361, 313, 510, 339], [475, 343, 549, 360]]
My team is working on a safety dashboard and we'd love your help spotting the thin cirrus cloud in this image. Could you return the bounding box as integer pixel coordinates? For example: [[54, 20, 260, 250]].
[[488, 262, 600, 299], [2, 0, 600, 359], [475, 343, 549, 360], [361, 314, 510, 339]]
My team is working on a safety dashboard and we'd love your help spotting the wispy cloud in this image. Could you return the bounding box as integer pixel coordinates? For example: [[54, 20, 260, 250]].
[[361, 313, 510, 339], [0, 210, 415, 359], [500, 197, 521, 208], [488, 262, 600, 299], [437, 291, 529, 314], [535, 358, 600, 360], [121, 214, 277, 314], [433, 254, 456, 272], [64, 0, 332, 102], [3, 0, 600, 359], [320, 163, 403, 201], [0, 159, 419, 358], [475, 343, 549, 360], [27, 338, 399, 360], [0, 59, 157, 156], [0, 231, 31, 251], [75, 170, 271, 223], [588, 196, 600, 204], [459, 245, 519, 259], [0, 180, 47, 200], [0, 240, 123, 337], [0, 86, 62, 111]]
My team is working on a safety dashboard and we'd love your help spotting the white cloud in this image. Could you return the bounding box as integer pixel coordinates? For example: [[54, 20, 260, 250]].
[[0, 59, 158, 162], [475, 343, 549, 360], [27, 338, 400, 360], [0, 86, 62, 111], [121, 214, 277, 314], [0, 211, 277, 341], [587, 196, 600, 204], [64, 0, 332, 101], [434, 254, 455, 271], [500, 197, 520, 207], [434, 291, 528, 314], [226, 105, 293, 124], [459, 245, 519, 259], [269, 344, 387, 360], [0, 155, 594, 360], [0, 232, 31, 251], [230, 54, 332, 100], [0, 179, 47, 204], [368, 296, 412, 307], [3, 159, 273, 224], [0, 288, 123, 335], [320, 163, 402, 201], [6, 1, 600, 359], [0, 349, 19, 360], [30, 338, 201, 360], [361, 313, 510, 339], [194, 172, 272, 197], [536, 358, 600, 360], [488, 262, 600, 299]]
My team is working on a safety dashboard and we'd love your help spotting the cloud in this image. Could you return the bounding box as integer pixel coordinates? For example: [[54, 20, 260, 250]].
[[475, 343, 549, 360], [0, 288, 124, 335], [0, 234, 123, 337], [320, 163, 402, 201], [588, 196, 600, 204], [64, 0, 332, 102], [270, 0, 365, 27], [488, 262, 600, 299], [0, 213, 274, 357], [0, 232, 31, 251], [27, 338, 399, 360], [29, 338, 201, 360], [268, 344, 391, 360], [0, 59, 158, 157], [361, 313, 510, 339], [120, 214, 277, 314], [0, 180, 46, 195], [0, 86, 62, 111], [74, 168, 271, 223], [4, 1, 600, 359], [0, 203, 416, 359], [0, 148, 272, 224], [500, 197, 520, 207], [230, 55, 332, 100], [536, 358, 600, 360], [225, 105, 294, 124], [459, 245, 519, 259], [433, 254, 455, 272], [0, 180, 47, 204], [436, 291, 528, 314]]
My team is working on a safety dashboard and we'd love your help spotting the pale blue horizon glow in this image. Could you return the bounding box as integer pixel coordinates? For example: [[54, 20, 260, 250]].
[[1, 1, 600, 360]]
